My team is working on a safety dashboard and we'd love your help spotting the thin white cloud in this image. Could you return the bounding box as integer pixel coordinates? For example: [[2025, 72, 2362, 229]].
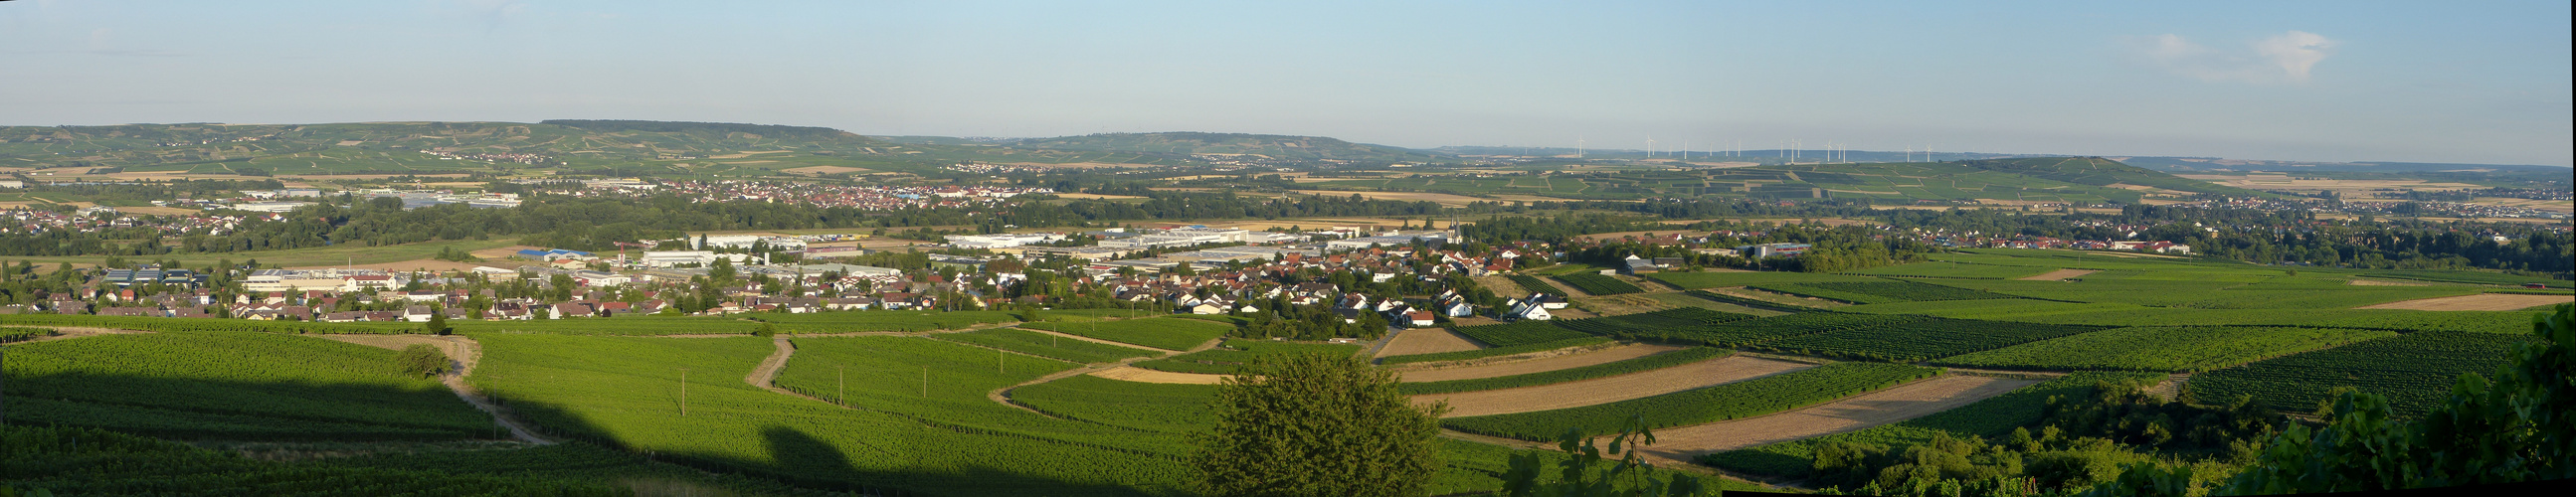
[[2130, 31, 2336, 84]]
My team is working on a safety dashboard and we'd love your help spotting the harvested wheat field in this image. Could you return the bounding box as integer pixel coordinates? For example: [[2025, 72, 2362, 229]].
[[2358, 293, 2574, 311], [1634, 375, 2040, 463], [2018, 268, 2096, 281], [1416, 356, 1811, 416], [2347, 279, 2430, 286], [783, 165, 869, 175], [1376, 328, 1485, 358], [1089, 366, 1230, 385], [23, 326, 151, 343], [1396, 344, 1687, 383]]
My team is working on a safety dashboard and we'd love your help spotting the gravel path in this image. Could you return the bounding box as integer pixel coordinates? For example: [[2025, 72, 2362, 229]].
[[1631, 375, 2038, 466]]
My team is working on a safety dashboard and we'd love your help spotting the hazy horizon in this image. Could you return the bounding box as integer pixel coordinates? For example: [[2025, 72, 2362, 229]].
[[4, 1, 2568, 166]]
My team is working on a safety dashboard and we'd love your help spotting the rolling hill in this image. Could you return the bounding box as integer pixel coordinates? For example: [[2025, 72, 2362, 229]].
[[1299, 157, 2273, 204], [0, 120, 913, 177], [1002, 132, 1447, 164]]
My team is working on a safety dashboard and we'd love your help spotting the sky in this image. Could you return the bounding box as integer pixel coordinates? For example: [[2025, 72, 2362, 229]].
[[3, 1, 2569, 166]]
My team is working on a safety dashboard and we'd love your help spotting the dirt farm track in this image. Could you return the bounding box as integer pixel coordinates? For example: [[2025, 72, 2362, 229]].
[[1415, 356, 1811, 416], [2358, 293, 2574, 311]]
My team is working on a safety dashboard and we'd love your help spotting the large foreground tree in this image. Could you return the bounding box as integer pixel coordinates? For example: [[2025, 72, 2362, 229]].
[[1193, 352, 1448, 496]]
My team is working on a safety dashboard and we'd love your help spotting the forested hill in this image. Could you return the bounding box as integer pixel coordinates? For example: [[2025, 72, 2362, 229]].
[[1004, 132, 1447, 163], [0, 120, 894, 174]]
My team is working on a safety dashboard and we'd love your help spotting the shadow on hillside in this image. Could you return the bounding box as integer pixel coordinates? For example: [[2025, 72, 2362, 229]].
[[1, 371, 494, 441], [5, 370, 1181, 496]]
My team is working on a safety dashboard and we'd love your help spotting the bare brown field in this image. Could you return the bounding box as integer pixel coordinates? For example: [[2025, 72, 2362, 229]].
[[1633, 375, 2040, 463], [2177, 174, 2485, 193], [23, 326, 150, 343], [2347, 279, 2430, 286], [1376, 328, 1485, 358], [2472, 197, 2575, 213], [1396, 344, 1687, 383], [2358, 293, 2575, 311], [2018, 268, 2097, 281], [783, 165, 868, 175], [1089, 366, 1229, 385], [1475, 275, 1533, 298], [1574, 292, 1675, 316], [1415, 356, 1812, 416]]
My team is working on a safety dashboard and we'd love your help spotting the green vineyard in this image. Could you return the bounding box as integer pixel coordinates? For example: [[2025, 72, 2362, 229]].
[[1452, 319, 1597, 346], [1019, 316, 1234, 351], [1, 330, 494, 440], [1442, 362, 1942, 440], [1933, 326, 2397, 372], [2187, 331, 2536, 416], [1376, 336, 1614, 365], [1132, 339, 1363, 374], [1751, 317, 2106, 362], [1397, 347, 1731, 395], [933, 327, 1158, 364]]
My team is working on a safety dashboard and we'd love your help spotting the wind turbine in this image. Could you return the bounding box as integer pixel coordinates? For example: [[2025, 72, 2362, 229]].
[[1646, 136, 1656, 158]]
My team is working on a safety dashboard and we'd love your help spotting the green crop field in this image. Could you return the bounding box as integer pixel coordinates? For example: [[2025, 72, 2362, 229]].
[[470, 333, 1194, 495], [932, 327, 1158, 364], [1553, 307, 1763, 340], [747, 310, 1026, 333], [1, 330, 492, 440], [1704, 371, 2167, 478], [1647, 270, 1881, 289], [2187, 331, 2536, 416], [1932, 326, 2399, 372], [1750, 279, 2022, 304], [1590, 311, 1923, 348], [1011, 375, 1219, 433], [1, 424, 625, 496], [1844, 261, 2055, 279], [1554, 272, 1645, 295], [1132, 339, 1364, 374], [1442, 362, 1942, 440], [1505, 274, 1564, 294], [1019, 316, 1234, 351], [1377, 336, 1615, 365], [1752, 317, 2105, 362], [1451, 319, 1597, 346], [1398, 347, 1732, 395]]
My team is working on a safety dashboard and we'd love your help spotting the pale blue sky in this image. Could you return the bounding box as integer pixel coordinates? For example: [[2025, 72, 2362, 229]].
[[4, 1, 2568, 166]]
